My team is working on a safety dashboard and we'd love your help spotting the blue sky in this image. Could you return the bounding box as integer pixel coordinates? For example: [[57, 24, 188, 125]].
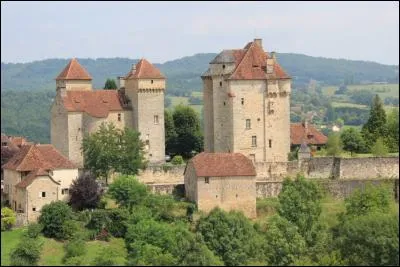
[[1, 1, 399, 65]]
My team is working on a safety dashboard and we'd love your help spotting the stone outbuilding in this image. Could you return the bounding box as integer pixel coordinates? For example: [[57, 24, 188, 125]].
[[184, 152, 257, 218], [2, 144, 78, 224]]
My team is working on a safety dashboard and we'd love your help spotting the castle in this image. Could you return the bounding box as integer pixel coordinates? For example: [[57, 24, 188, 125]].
[[201, 38, 291, 162], [51, 58, 166, 168]]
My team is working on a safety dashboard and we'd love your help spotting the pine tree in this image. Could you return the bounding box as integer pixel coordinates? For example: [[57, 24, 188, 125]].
[[103, 78, 117, 90], [361, 95, 387, 148]]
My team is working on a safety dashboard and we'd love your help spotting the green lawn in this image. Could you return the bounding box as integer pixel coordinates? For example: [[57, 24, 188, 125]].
[[191, 91, 203, 97], [1, 227, 26, 266], [322, 83, 399, 100], [170, 96, 189, 106], [1, 229, 127, 266], [331, 101, 369, 109]]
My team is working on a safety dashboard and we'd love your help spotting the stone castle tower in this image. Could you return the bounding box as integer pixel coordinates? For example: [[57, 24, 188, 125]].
[[51, 58, 165, 168], [201, 39, 291, 163]]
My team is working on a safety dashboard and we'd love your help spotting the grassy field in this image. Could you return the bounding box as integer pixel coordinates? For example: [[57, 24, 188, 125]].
[[169, 95, 203, 115], [331, 101, 368, 109], [322, 83, 399, 100], [1, 230, 127, 266], [1, 227, 26, 266]]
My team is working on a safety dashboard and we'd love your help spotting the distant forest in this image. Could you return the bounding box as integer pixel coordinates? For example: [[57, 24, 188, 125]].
[[1, 52, 398, 143]]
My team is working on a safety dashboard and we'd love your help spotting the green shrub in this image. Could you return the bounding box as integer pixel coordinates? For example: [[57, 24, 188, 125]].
[[92, 247, 118, 266], [64, 256, 84, 266], [171, 155, 184, 165], [26, 223, 43, 239], [61, 220, 81, 240], [64, 238, 86, 261], [10, 236, 43, 266], [107, 208, 129, 238], [1, 207, 16, 231], [38, 201, 73, 239]]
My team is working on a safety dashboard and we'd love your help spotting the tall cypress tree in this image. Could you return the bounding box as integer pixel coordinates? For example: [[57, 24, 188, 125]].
[[361, 95, 387, 148]]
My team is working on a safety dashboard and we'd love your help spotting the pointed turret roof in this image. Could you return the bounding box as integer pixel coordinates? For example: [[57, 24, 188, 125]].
[[126, 58, 165, 79], [56, 58, 92, 80]]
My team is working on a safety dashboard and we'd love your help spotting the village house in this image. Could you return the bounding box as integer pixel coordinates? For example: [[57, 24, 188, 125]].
[[184, 152, 257, 218], [290, 121, 328, 151], [2, 144, 78, 224]]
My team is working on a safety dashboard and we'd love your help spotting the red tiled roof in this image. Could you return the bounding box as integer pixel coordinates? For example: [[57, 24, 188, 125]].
[[290, 123, 328, 145], [62, 90, 125, 118], [56, 58, 92, 80], [229, 40, 290, 80], [2, 144, 76, 171], [126, 58, 165, 79], [190, 152, 256, 177], [15, 168, 59, 188]]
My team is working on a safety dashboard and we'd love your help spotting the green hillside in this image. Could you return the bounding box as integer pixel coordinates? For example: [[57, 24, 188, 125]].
[[1, 52, 398, 144]]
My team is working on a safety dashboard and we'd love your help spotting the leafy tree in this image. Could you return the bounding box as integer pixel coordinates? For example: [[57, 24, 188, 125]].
[[385, 108, 399, 152], [335, 212, 399, 266], [10, 236, 43, 266], [92, 247, 120, 266], [103, 78, 117, 90], [362, 94, 387, 148], [196, 208, 258, 266], [340, 128, 366, 155], [38, 201, 73, 239], [107, 175, 148, 212], [82, 122, 146, 185], [69, 171, 102, 211], [125, 219, 223, 266], [371, 137, 389, 156], [1, 146, 18, 166], [349, 89, 374, 105], [164, 96, 172, 108], [172, 104, 203, 157], [325, 132, 343, 156], [325, 103, 336, 122], [277, 175, 323, 244], [1, 207, 16, 231], [164, 110, 177, 155], [264, 215, 306, 266], [343, 183, 391, 217]]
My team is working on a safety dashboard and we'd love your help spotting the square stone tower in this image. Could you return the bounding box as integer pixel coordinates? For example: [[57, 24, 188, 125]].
[[123, 59, 166, 164], [201, 39, 291, 162]]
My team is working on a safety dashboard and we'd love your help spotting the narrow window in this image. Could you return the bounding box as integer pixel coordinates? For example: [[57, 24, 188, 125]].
[[62, 188, 69, 195], [236, 194, 238, 198], [252, 136, 257, 147], [219, 81, 222, 87], [269, 139, 272, 148], [118, 113, 121, 122], [222, 64, 226, 69], [42, 192, 46, 198], [151, 80, 154, 84], [246, 119, 251, 129], [241, 98, 244, 105], [205, 177, 209, 184], [223, 101, 226, 106], [154, 115, 159, 124], [32, 207, 36, 211]]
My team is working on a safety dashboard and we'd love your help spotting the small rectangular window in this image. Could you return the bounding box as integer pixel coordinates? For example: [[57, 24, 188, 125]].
[[118, 113, 121, 122], [269, 139, 272, 148], [61, 188, 69, 195], [241, 98, 244, 105], [32, 207, 36, 212], [205, 177, 209, 184], [252, 136, 257, 147], [154, 115, 159, 124], [41, 192, 46, 198], [246, 119, 251, 129]]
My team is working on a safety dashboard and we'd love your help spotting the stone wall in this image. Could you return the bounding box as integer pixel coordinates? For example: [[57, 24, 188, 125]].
[[146, 179, 398, 201], [136, 165, 186, 184], [339, 157, 399, 179]]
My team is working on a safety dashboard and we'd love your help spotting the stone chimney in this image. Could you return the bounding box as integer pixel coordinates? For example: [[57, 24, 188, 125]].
[[270, 51, 276, 60], [131, 63, 136, 73], [254, 38, 262, 47]]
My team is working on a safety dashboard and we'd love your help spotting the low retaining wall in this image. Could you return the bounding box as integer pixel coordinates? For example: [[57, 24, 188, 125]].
[[146, 179, 399, 201]]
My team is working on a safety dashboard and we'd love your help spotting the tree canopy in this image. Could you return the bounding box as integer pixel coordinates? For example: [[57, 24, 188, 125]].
[[103, 78, 117, 90], [362, 95, 387, 148], [68, 171, 102, 211], [82, 122, 146, 184]]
